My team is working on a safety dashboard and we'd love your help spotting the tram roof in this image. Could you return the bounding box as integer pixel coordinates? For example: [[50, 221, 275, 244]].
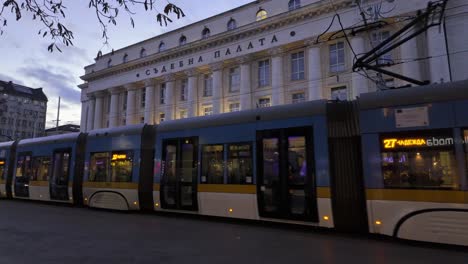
[[0, 141, 15, 148], [17, 132, 81, 147], [87, 124, 146, 138], [157, 100, 327, 132], [359, 79, 468, 110]]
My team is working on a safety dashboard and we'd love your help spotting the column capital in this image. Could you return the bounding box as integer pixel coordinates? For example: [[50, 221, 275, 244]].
[[210, 62, 224, 72], [304, 38, 319, 47], [109, 87, 123, 95], [185, 68, 199, 77], [144, 78, 157, 87], [236, 55, 252, 65], [124, 83, 139, 91], [163, 74, 175, 82], [268, 47, 283, 57]]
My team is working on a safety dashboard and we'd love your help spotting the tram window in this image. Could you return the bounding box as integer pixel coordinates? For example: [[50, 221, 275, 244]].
[[32, 157, 51, 181], [201, 145, 224, 184], [52, 152, 71, 185], [15, 155, 32, 181], [288, 136, 307, 184], [227, 144, 253, 184], [0, 159, 5, 180], [110, 151, 133, 182], [89, 152, 110, 182]]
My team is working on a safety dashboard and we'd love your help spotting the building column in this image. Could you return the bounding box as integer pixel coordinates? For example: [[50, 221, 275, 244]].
[[80, 100, 88, 132], [400, 25, 423, 87], [307, 43, 323, 100], [93, 92, 104, 129], [427, 25, 451, 84], [270, 48, 284, 106], [238, 56, 252, 111], [164, 75, 175, 121], [108, 88, 121, 128], [351, 36, 369, 98], [144, 79, 156, 125], [86, 95, 95, 131], [185, 69, 199, 118], [211, 62, 223, 114], [125, 84, 138, 125]]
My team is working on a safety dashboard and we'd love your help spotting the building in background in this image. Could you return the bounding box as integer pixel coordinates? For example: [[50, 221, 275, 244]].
[[45, 124, 80, 136], [79, 0, 467, 132], [0, 80, 48, 142]]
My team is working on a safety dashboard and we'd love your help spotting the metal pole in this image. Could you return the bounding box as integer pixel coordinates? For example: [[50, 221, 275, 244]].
[[56, 96, 61, 131]]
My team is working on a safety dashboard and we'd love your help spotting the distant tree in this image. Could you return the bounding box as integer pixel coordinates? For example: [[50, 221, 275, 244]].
[[0, 0, 184, 53]]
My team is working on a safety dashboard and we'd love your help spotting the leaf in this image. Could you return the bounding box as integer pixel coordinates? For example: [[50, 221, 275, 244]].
[[43, 31, 47, 37], [48, 43, 54, 52], [55, 44, 62, 53], [130, 17, 134, 28], [3, 20, 6, 26]]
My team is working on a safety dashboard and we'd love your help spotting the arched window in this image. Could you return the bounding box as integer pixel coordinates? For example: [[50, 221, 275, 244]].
[[122, 53, 128, 63], [107, 58, 112, 68], [202, 27, 211, 39], [288, 0, 301, 11], [179, 35, 187, 46], [140, 48, 147, 58], [159, 42, 166, 52], [256, 9, 268, 21], [227, 18, 237, 31]]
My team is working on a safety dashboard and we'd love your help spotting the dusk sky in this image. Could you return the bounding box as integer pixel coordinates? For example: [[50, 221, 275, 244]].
[[0, 0, 253, 128]]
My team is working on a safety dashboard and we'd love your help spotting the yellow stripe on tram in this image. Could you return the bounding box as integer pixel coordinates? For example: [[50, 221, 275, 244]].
[[28, 181, 49, 187], [198, 184, 256, 194], [83, 182, 139, 190], [366, 189, 468, 204], [317, 187, 331, 198]]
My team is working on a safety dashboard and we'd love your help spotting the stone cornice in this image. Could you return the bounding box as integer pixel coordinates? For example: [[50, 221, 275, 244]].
[[81, 0, 352, 83]]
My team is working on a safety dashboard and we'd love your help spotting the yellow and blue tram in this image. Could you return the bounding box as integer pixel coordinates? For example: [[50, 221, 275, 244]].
[[0, 80, 467, 246]]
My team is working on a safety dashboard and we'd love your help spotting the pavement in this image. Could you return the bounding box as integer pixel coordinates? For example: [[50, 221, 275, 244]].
[[0, 200, 467, 264]]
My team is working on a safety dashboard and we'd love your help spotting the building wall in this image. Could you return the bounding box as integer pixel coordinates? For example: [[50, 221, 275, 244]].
[[79, 0, 466, 132]]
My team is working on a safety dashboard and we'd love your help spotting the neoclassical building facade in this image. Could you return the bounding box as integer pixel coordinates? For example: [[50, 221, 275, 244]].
[[79, 0, 464, 132]]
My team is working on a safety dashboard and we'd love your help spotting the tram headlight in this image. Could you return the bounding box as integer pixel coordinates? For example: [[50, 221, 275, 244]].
[[323, 216, 330, 221], [228, 208, 233, 213], [375, 220, 382, 226]]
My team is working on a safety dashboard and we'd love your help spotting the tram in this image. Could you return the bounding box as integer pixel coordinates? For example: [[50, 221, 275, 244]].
[[0, 80, 467, 246]]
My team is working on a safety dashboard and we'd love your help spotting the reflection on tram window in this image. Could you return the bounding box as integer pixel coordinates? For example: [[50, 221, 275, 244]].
[[464, 130, 468, 173], [32, 157, 51, 181], [0, 159, 5, 180], [381, 150, 457, 189], [164, 145, 177, 183], [288, 136, 307, 185], [15, 155, 32, 181], [89, 152, 110, 182], [52, 152, 71, 185], [262, 138, 279, 212], [201, 145, 224, 184], [110, 151, 133, 182], [227, 144, 253, 184]]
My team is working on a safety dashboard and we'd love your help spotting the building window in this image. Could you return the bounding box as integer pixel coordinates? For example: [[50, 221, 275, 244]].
[[229, 103, 240, 112], [203, 74, 213, 97], [331, 86, 348, 101], [256, 9, 267, 21], [258, 98, 271, 108], [329, 42, 345, 73], [291, 51, 305, 81], [107, 59, 112, 68], [123, 54, 128, 63], [288, 0, 301, 10], [140, 116, 144, 124], [204, 106, 213, 116], [180, 79, 187, 101], [227, 18, 237, 31], [160, 83, 166, 104], [258, 60, 270, 87], [159, 42, 166, 52], [229, 67, 240, 92], [179, 35, 187, 46], [179, 109, 187, 119], [123, 91, 128, 110], [159, 113, 165, 123], [292, 92, 305, 103], [141, 90, 146, 108], [140, 48, 147, 58], [202, 27, 210, 39], [371, 31, 392, 65]]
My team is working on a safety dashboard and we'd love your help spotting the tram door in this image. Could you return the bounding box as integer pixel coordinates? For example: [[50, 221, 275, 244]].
[[50, 150, 71, 200], [14, 153, 32, 198], [257, 127, 317, 222], [160, 137, 198, 211]]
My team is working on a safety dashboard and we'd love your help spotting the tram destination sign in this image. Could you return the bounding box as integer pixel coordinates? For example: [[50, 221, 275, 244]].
[[382, 136, 459, 149]]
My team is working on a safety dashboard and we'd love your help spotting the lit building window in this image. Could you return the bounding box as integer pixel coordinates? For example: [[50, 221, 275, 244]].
[[140, 48, 147, 58], [229, 103, 240, 112], [291, 51, 305, 81], [229, 67, 240, 92], [258, 98, 271, 108], [256, 9, 268, 21], [140, 117, 144, 124], [203, 74, 213, 97], [292, 92, 305, 103], [371, 31, 392, 65], [258, 59, 270, 87], [159, 113, 165, 123], [179, 109, 187, 119], [329, 42, 345, 73], [180, 79, 187, 101], [160, 83, 166, 104], [179, 35, 187, 46], [202, 27, 211, 39], [331, 86, 348, 101], [288, 0, 301, 11], [227, 18, 237, 31], [159, 42, 166, 52], [204, 106, 213, 116]]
